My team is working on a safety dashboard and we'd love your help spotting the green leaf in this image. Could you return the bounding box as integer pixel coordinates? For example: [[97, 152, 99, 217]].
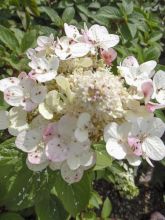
[[127, 23, 137, 38], [76, 5, 91, 17], [101, 197, 112, 218], [155, 110, 165, 122], [97, 6, 122, 19], [62, 7, 75, 23], [21, 30, 37, 53], [91, 14, 109, 26], [0, 213, 24, 220], [35, 194, 67, 220], [122, 0, 133, 15], [0, 25, 20, 52], [89, 191, 102, 209], [148, 32, 163, 44], [0, 139, 47, 211], [40, 7, 63, 27], [144, 46, 161, 61], [119, 23, 132, 41], [54, 173, 91, 216], [94, 150, 112, 171], [27, 0, 40, 16]]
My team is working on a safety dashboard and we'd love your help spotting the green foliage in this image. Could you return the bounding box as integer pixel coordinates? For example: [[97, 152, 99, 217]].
[[53, 172, 91, 216], [101, 197, 112, 219]]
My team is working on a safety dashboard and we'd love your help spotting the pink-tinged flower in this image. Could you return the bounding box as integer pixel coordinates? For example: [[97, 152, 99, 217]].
[[28, 56, 59, 82], [55, 36, 90, 60], [43, 123, 58, 142], [146, 102, 165, 112], [118, 56, 157, 89], [85, 24, 119, 51], [141, 80, 154, 104], [127, 136, 142, 156], [0, 73, 47, 111], [64, 23, 81, 41], [100, 48, 117, 65], [104, 117, 165, 166], [152, 70, 165, 104]]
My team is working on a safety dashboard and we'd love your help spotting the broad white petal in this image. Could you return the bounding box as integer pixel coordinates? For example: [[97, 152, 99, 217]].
[[139, 60, 157, 73], [104, 122, 119, 142], [58, 114, 77, 138], [61, 162, 84, 184], [45, 137, 68, 162], [31, 85, 47, 104], [67, 155, 80, 170], [106, 138, 127, 160], [0, 110, 9, 129], [70, 43, 90, 58], [4, 86, 23, 106], [80, 151, 94, 167], [126, 155, 141, 166], [100, 34, 119, 49], [147, 117, 165, 137], [15, 129, 42, 152], [22, 99, 38, 112], [26, 159, 48, 172], [64, 23, 80, 40], [35, 71, 57, 82], [27, 148, 47, 164], [122, 56, 139, 68], [49, 161, 62, 171], [0, 77, 20, 92], [74, 128, 88, 142], [142, 136, 165, 161], [77, 112, 90, 128], [38, 103, 53, 120]]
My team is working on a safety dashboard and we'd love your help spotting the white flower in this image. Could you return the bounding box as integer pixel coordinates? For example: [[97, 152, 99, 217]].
[[15, 127, 43, 152], [118, 56, 157, 89], [0, 110, 9, 130], [55, 37, 90, 60], [0, 73, 46, 111], [74, 112, 91, 142], [104, 117, 165, 166], [61, 162, 84, 184], [0, 107, 28, 135], [152, 70, 165, 104], [29, 56, 59, 82], [36, 34, 55, 52], [39, 90, 60, 120], [85, 24, 119, 51], [45, 114, 95, 171], [64, 23, 81, 41], [130, 117, 165, 162]]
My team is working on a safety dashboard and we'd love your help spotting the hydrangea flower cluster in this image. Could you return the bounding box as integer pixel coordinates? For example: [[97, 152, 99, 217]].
[[0, 23, 165, 183]]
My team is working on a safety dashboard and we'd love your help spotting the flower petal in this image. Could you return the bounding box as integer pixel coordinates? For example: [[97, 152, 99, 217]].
[[142, 136, 165, 161], [38, 103, 53, 120], [26, 159, 48, 172], [15, 129, 42, 152], [74, 128, 88, 142], [126, 155, 141, 166], [0, 77, 20, 92], [104, 122, 119, 142], [61, 162, 84, 184], [27, 148, 47, 164], [4, 86, 23, 106], [106, 138, 127, 160], [0, 110, 9, 129], [45, 137, 68, 162], [31, 85, 47, 104]]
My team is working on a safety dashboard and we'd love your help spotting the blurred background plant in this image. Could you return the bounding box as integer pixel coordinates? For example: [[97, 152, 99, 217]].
[[0, 0, 165, 219]]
